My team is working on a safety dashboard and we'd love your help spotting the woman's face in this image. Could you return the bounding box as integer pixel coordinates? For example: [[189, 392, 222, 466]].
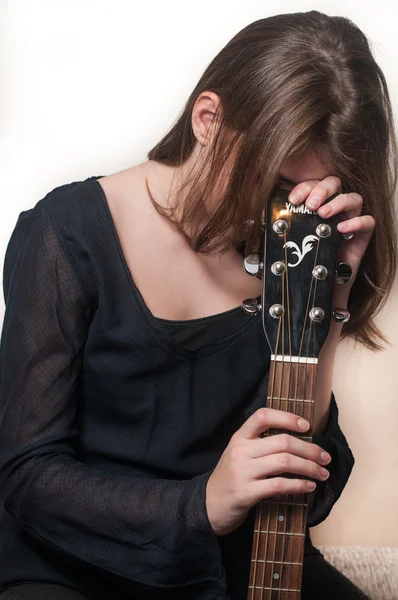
[[276, 151, 334, 193]]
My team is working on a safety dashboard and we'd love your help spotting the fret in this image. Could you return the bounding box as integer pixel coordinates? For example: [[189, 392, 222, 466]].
[[264, 397, 315, 424], [264, 430, 313, 439], [271, 354, 318, 364], [264, 435, 313, 442], [251, 559, 303, 566], [262, 501, 307, 506], [253, 530, 305, 536], [265, 434, 313, 440], [248, 586, 301, 592], [251, 531, 306, 563], [266, 397, 315, 403]]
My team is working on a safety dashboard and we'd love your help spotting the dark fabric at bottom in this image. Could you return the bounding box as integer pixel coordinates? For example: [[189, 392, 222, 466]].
[[0, 584, 94, 600], [0, 553, 372, 600]]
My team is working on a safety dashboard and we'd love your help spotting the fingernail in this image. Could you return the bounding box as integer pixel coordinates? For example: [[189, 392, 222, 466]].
[[320, 468, 330, 479], [319, 205, 331, 217], [307, 196, 320, 209], [297, 418, 310, 431], [321, 452, 331, 464], [289, 192, 303, 204]]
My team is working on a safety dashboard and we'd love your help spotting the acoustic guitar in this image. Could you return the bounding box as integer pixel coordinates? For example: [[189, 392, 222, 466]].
[[241, 184, 351, 599]]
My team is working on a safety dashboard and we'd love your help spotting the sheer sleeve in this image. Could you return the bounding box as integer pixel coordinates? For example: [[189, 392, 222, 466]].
[[0, 200, 228, 597], [306, 391, 355, 528]]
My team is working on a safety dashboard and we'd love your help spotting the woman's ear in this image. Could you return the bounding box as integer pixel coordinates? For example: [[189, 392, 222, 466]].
[[191, 91, 222, 146]]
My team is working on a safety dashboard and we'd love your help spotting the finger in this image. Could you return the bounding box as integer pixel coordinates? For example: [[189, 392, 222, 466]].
[[337, 215, 375, 260], [337, 214, 375, 237], [287, 180, 321, 204], [288, 175, 342, 208], [249, 452, 330, 482], [316, 192, 363, 220], [237, 407, 310, 441], [249, 476, 317, 503], [249, 432, 332, 465]]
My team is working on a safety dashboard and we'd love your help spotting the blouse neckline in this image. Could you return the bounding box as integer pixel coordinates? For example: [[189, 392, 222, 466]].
[[88, 175, 263, 360]]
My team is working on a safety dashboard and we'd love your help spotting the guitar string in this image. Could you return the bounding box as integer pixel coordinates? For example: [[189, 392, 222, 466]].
[[259, 258, 287, 598], [271, 230, 296, 599], [285, 237, 320, 595], [264, 311, 283, 598], [304, 249, 321, 548], [251, 253, 284, 600], [254, 313, 282, 600], [288, 237, 320, 594], [271, 234, 292, 600], [261, 233, 292, 599], [273, 232, 294, 600], [260, 232, 293, 599]]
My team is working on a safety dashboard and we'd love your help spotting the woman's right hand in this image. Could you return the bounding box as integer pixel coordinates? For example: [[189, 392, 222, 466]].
[[205, 407, 332, 536]]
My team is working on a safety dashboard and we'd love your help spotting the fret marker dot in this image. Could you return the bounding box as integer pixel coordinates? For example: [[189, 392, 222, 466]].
[[278, 515, 284, 521], [273, 573, 280, 580]]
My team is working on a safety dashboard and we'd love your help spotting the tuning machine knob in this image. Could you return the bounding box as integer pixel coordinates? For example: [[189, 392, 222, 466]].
[[309, 307, 325, 323], [244, 219, 266, 228], [273, 219, 289, 234], [312, 265, 327, 280], [332, 308, 350, 323], [271, 261, 286, 276], [244, 253, 263, 278], [335, 261, 353, 285], [316, 223, 331, 238], [269, 304, 284, 319], [241, 297, 262, 315]]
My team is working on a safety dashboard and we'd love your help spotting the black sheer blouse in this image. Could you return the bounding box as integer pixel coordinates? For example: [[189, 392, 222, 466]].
[[0, 176, 355, 600]]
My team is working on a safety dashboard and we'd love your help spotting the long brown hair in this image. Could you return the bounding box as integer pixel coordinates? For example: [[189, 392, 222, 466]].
[[146, 10, 398, 351]]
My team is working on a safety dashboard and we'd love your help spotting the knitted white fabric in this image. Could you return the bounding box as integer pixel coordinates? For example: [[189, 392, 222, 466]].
[[318, 546, 398, 600]]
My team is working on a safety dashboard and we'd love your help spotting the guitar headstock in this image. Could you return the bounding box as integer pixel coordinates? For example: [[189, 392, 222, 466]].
[[244, 185, 344, 359]]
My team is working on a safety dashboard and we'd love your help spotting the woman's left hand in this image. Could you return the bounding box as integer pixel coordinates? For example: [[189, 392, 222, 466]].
[[285, 176, 375, 312]]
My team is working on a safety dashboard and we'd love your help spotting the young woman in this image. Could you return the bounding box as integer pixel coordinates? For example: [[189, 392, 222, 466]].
[[0, 10, 396, 600]]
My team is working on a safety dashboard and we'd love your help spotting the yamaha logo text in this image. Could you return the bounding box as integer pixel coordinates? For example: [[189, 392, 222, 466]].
[[285, 201, 317, 215]]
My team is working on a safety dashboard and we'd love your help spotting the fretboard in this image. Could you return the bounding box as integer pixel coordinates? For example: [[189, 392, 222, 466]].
[[247, 357, 317, 600]]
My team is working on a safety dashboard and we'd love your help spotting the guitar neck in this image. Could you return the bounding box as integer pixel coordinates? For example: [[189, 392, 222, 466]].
[[247, 356, 317, 600]]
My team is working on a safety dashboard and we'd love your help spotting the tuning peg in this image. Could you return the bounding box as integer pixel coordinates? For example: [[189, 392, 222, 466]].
[[332, 308, 350, 323], [244, 219, 266, 227], [244, 254, 263, 277], [335, 261, 353, 285], [241, 297, 262, 315], [309, 307, 325, 322]]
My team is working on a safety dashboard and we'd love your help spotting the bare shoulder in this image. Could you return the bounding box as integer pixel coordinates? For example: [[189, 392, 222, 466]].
[[96, 163, 149, 216], [96, 162, 181, 246], [94, 162, 179, 265]]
